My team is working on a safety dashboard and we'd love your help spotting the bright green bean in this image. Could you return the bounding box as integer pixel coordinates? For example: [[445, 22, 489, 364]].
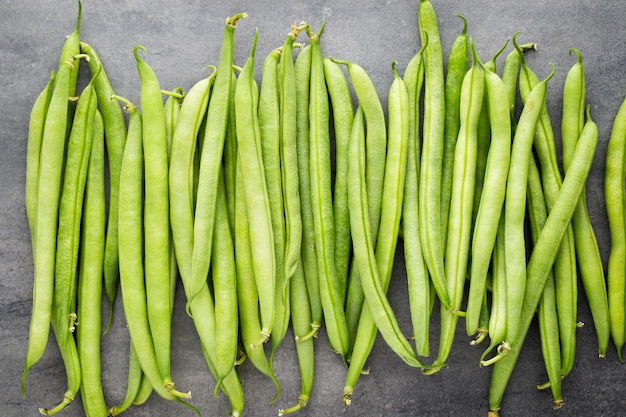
[[528, 156, 563, 410], [402, 43, 429, 357], [323, 56, 354, 306], [25, 71, 55, 246], [306, 23, 350, 359], [605, 95, 626, 362], [80, 41, 128, 333], [429, 40, 483, 373], [466, 49, 511, 337], [279, 259, 314, 415], [562, 48, 609, 358], [294, 44, 323, 333], [190, 12, 245, 313], [53, 61, 98, 349], [488, 109, 598, 416], [418, 0, 452, 310], [441, 14, 468, 243], [517, 45, 578, 378], [234, 157, 281, 401], [503, 64, 554, 347], [76, 110, 107, 417], [259, 45, 287, 362]]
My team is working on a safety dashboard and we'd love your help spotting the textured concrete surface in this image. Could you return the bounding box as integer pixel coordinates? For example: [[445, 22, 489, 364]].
[[2, 1, 626, 416]]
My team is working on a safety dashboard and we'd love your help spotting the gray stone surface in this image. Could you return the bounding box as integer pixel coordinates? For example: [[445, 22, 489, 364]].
[[2, 0, 626, 416]]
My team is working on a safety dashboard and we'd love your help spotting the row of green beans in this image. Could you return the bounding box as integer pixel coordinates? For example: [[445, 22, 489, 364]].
[[23, 1, 625, 416]]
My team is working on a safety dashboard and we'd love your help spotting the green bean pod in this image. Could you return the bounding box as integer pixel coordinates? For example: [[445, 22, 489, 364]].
[[562, 48, 609, 358], [234, 158, 281, 401], [418, 0, 452, 310], [25, 71, 55, 246], [307, 23, 350, 358], [503, 64, 554, 347], [488, 110, 598, 416], [170, 74, 215, 285], [259, 46, 287, 361], [294, 44, 323, 332], [22, 58, 74, 394], [345, 63, 428, 402], [279, 259, 314, 415], [223, 69, 238, 234], [466, 52, 511, 337], [236, 29, 276, 346], [517, 44, 577, 377], [80, 41, 128, 332], [402, 43, 429, 357], [53, 65, 98, 349], [429, 40, 483, 372], [471, 39, 508, 229], [328, 57, 386, 353], [279, 26, 305, 346], [76, 110, 107, 417], [211, 173, 239, 395], [323, 56, 354, 305], [441, 14, 468, 243], [40, 318, 81, 416], [109, 342, 143, 415], [134, 45, 175, 388], [605, 95, 626, 362], [480, 216, 507, 366], [116, 97, 190, 402], [528, 156, 563, 409], [190, 12, 245, 312]]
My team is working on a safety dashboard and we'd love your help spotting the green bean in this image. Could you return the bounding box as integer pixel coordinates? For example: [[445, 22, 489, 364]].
[[259, 45, 287, 361], [223, 69, 238, 234], [80, 41, 128, 332], [418, 0, 452, 310], [441, 14, 468, 243], [488, 109, 598, 416], [22, 56, 75, 396], [471, 39, 508, 230], [191, 12, 245, 313], [294, 44, 323, 333], [480, 216, 508, 366], [76, 110, 107, 417], [516, 41, 577, 377], [134, 45, 174, 389], [164, 87, 184, 158], [502, 64, 554, 347], [562, 48, 609, 358], [528, 156, 563, 410], [466, 48, 511, 337], [109, 342, 143, 415], [234, 156, 281, 401], [328, 56, 386, 353], [58, 0, 82, 134], [279, 24, 305, 341], [40, 318, 81, 416], [25, 71, 55, 246], [323, 56, 354, 304], [170, 74, 215, 290], [211, 171, 239, 395], [402, 43, 429, 357], [306, 23, 350, 359], [605, 95, 626, 362], [500, 40, 536, 122], [279, 259, 314, 415], [428, 40, 483, 373], [345, 63, 428, 402], [53, 59, 98, 349], [116, 96, 189, 402], [235, 29, 277, 348]]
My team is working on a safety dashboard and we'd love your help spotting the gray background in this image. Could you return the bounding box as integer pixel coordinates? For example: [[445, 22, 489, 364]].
[[2, 0, 626, 416]]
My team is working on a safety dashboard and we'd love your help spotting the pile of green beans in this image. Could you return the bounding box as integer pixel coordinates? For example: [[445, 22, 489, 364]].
[[23, 1, 626, 416]]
